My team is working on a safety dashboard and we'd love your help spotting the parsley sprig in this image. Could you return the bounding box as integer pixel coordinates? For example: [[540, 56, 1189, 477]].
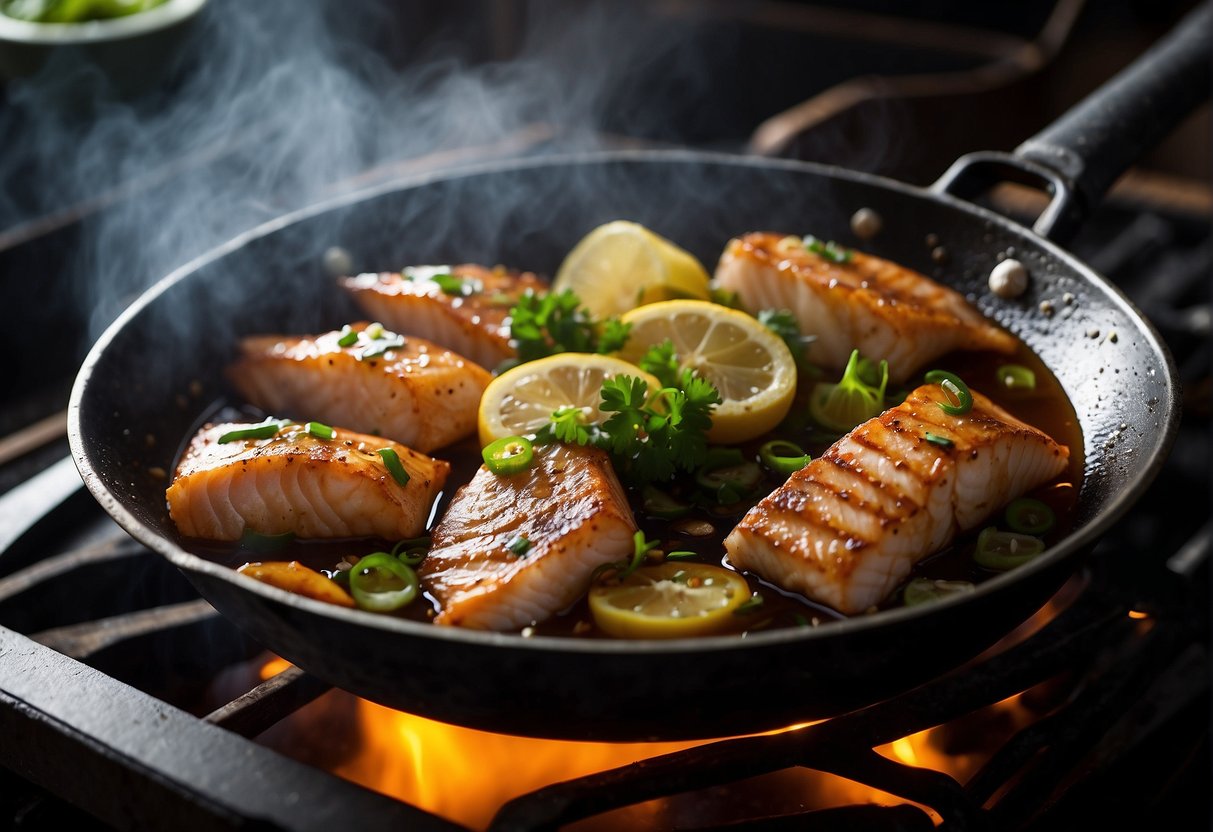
[[508, 289, 630, 364], [537, 371, 721, 486]]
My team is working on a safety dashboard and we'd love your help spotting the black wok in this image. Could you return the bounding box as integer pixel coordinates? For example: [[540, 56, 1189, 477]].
[[69, 5, 1207, 741]]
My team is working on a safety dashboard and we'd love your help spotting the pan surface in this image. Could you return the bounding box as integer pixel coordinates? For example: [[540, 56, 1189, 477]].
[[68, 150, 1179, 740]]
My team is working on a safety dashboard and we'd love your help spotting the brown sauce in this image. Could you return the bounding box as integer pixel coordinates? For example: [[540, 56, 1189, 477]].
[[187, 337, 1083, 639]]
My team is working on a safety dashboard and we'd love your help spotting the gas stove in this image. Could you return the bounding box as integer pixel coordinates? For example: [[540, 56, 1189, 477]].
[[0, 1, 1208, 830]]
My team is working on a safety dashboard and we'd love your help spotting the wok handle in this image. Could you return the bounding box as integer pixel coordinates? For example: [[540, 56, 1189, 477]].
[[932, 2, 1211, 243]]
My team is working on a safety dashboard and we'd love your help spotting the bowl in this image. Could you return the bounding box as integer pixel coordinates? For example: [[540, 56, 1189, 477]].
[[0, 0, 207, 92]]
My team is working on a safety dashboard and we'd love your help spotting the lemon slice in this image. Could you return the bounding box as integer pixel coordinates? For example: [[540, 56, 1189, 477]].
[[616, 300, 797, 444], [477, 353, 661, 446], [552, 221, 711, 319], [589, 562, 750, 639]]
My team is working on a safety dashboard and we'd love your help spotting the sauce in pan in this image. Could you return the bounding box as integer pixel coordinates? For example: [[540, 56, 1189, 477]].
[[184, 337, 1082, 639]]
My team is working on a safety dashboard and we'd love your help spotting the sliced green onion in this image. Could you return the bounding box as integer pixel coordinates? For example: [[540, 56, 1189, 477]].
[[974, 527, 1046, 571], [619, 531, 660, 579], [239, 528, 295, 553], [665, 550, 698, 560], [305, 421, 335, 440], [696, 461, 764, 504], [348, 552, 419, 612], [759, 439, 811, 476], [1004, 497, 1056, 535], [431, 273, 479, 296], [358, 334, 406, 361], [377, 448, 411, 487], [218, 420, 283, 444], [903, 578, 975, 606], [482, 435, 535, 475], [997, 364, 1037, 391], [924, 370, 973, 416], [390, 536, 431, 566], [642, 485, 692, 519], [364, 322, 387, 340], [734, 594, 765, 615], [924, 432, 954, 448], [336, 325, 359, 347], [507, 535, 532, 557], [803, 235, 853, 263]]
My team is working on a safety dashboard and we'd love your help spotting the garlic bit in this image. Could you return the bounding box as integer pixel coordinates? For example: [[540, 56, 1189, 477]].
[[989, 258, 1028, 298], [850, 207, 882, 240]]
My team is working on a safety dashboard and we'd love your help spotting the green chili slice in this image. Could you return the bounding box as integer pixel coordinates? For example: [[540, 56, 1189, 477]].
[[903, 578, 975, 607], [997, 364, 1037, 391], [696, 461, 764, 504], [218, 420, 283, 444], [642, 485, 692, 519], [348, 552, 419, 612], [390, 536, 431, 566], [974, 527, 1046, 571], [336, 325, 359, 347], [507, 535, 532, 557], [759, 439, 811, 476], [924, 370, 973, 416], [1004, 497, 1056, 535], [377, 448, 411, 486], [305, 421, 335, 440], [482, 435, 535, 475]]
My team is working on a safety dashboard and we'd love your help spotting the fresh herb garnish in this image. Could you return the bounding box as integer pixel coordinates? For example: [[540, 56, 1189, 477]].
[[638, 339, 681, 389], [509, 289, 630, 363], [803, 235, 853, 263], [430, 273, 481, 296], [757, 309, 814, 367], [507, 535, 532, 557], [358, 334, 406, 361], [924, 432, 954, 448]]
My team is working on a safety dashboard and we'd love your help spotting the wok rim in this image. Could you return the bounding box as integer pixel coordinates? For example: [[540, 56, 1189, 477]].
[[67, 147, 1181, 658]]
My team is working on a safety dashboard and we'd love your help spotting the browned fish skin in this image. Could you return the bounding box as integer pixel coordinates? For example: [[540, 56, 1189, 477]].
[[724, 384, 1069, 615], [714, 233, 1018, 382], [227, 323, 490, 453], [167, 422, 450, 542], [342, 264, 547, 370], [420, 444, 637, 631]]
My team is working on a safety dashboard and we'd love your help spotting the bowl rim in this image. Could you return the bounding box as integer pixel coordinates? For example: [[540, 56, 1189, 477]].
[[0, 0, 207, 45]]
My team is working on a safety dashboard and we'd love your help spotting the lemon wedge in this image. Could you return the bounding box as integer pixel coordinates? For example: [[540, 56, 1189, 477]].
[[552, 221, 711, 319], [616, 300, 797, 444], [477, 353, 660, 446], [589, 562, 750, 639]]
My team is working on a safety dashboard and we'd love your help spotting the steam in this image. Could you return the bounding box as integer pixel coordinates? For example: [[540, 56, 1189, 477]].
[[0, 0, 736, 338]]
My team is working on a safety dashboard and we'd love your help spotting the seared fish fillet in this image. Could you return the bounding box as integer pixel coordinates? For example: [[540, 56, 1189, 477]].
[[227, 323, 490, 453], [724, 384, 1068, 614], [167, 421, 450, 542], [342, 264, 547, 370], [714, 233, 1017, 382], [420, 444, 637, 630]]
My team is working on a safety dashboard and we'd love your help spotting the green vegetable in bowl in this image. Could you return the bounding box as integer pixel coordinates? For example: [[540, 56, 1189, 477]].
[[1, 0, 168, 23]]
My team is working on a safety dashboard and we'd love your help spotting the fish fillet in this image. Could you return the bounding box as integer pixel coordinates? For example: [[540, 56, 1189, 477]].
[[714, 233, 1017, 382], [227, 323, 490, 453], [724, 384, 1069, 614], [167, 421, 450, 542], [419, 443, 637, 630], [342, 264, 547, 370]]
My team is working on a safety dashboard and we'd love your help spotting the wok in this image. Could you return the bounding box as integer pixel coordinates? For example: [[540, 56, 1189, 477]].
[[69, 5, 1207, 741]]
